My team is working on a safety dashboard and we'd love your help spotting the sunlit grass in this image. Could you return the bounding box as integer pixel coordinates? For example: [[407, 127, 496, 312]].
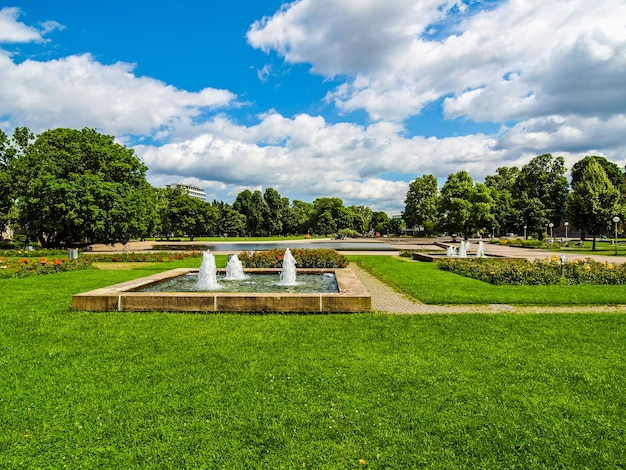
[[349, 255, 626, 304], [1, 262, 625, 468]]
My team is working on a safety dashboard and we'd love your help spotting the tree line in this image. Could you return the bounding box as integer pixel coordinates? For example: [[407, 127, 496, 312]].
[[403, 153, 625, 249], [2, 127, 623, 249], [0, 127, 398, 247]]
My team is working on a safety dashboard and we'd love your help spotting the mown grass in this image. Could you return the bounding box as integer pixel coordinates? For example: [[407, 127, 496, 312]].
[[1, 263, 625, 468], [350, 255, 626, 305]]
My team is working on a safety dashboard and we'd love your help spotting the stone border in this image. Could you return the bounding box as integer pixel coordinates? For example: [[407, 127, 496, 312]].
[[72, 267, 371, 313]]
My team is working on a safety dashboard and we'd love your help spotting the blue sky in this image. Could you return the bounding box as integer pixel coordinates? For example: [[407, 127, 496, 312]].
[[1, 0, 625, 213]]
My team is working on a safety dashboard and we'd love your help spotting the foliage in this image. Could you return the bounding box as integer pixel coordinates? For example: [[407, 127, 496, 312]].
[[86, 251, 203, 263], [513, 154, 569, 233], [491, 238, 549, 248], [0, 256, 92, 278], [565, 159, 624, 250], [437, 255, 626, 285], [403, 174, 440, 232], [9, 127, 156, 247], [337, 228, 360, 238], [439, 171, 494, 237], [238, 248, 348, 268], [571, 155, 625, 194], [485, 166, 521, 237]]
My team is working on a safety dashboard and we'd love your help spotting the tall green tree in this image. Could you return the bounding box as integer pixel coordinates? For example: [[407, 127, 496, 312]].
[[485, 166, 520, 236], [11, 128, 156, 247], [565, 160, 624, 250], [403, 174, 439, 235], [233, 189, 267, 236], [513, 154, 568, 231], [439, 171, 475, 238], [0, 127, 34, 233], [263, 188, 287, 235], [218, 204, 247, 237], [571, 156, 625, 194]]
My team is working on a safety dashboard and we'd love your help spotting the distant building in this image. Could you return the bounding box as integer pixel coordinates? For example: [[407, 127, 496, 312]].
[[166, 183, 206, 201]]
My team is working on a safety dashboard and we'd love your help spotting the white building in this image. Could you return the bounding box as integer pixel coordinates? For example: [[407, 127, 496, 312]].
[[166, 183, 206, 201]]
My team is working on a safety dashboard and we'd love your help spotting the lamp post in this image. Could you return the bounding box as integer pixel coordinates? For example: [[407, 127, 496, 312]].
[[613, 216, 620, 255], [523, 225, 527, 240], [549, 222, 554, 241], [564, 221, 569, 242]]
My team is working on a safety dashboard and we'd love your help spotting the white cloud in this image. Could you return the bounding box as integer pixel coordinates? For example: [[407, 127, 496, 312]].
[[0, 53, 236, 136], [249, 0, 626, 123], [0, 7, 63, 43]]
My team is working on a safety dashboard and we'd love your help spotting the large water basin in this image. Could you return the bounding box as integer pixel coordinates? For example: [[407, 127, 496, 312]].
[[153, 240, 397, 252], [138, 271, 339, 294]]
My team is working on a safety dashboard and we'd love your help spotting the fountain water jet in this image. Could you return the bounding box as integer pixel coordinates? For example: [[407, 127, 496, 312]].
[[279, 248, 297, 286], [476, 241, 485, 258], [196, 250, 222, 290], [225, 254, 247, 280], [446, 245, 457, 256]]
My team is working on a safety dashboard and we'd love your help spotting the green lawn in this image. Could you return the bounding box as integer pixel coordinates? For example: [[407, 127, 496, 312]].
[[1, 264, 625, 468], [350, 255, 626, 305]]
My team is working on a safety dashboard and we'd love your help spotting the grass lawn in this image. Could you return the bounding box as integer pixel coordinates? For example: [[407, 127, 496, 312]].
[[349, 255, 626, 305], [1, 262, 625, 468]]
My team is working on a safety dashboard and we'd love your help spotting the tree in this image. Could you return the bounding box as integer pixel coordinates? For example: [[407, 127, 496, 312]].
[[217, 204, 247, 237], [485, 166, 520, 236], [571, 156, 625, 194], [310, 198, 348, 235], [439, 171, 475, 238], [233, 189, 267, 236], [347, 205, 373, 234], [0, 127, 34, 233], [286, 200, 314, 235], [514, 154, 568, 229], [469, 183, 495, 237], [11, 128, 156, 247], [565, 160, 624, 250], [403, 174, 439, 235], [263, 188, 287, 235], [371, 211, 390, 235]]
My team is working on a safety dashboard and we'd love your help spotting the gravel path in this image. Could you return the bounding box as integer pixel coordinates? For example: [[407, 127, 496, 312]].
[[349, 263, 626, 315]]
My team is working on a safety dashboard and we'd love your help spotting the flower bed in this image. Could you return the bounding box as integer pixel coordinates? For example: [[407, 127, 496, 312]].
[[438, 255, 626, 285], [0, 256, 93, 279], [86, 251, 203, 263], [238, 248, 348, 268]]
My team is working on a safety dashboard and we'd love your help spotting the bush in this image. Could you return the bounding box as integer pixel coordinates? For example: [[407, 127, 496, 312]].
[[238, 248, 348, 268], [337, 228, 360, 238], [438, 255, 626, 285]]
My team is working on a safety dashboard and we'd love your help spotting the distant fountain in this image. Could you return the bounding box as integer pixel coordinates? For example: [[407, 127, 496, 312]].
[[195, 250, 222, 290], [279, 248, 297, 286], [459, 240, 469, 257], [225, 254, 247, 280], [476, 241, 485, 258], [446, 245, 457, 256]]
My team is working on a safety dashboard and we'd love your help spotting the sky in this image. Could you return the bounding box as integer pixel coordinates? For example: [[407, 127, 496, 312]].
[[1, 0, 625, 214]]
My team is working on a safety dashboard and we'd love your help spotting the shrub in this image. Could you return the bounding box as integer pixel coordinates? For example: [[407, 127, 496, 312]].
[[437, 255, 626, 285], [238, 248, 348, 268]]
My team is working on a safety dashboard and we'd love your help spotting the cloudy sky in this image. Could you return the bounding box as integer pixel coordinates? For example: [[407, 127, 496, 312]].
[[1, 1, 625, 213]]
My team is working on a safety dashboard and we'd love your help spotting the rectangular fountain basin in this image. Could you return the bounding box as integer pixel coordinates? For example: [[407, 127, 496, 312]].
[[72, 268, 371, 313]]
